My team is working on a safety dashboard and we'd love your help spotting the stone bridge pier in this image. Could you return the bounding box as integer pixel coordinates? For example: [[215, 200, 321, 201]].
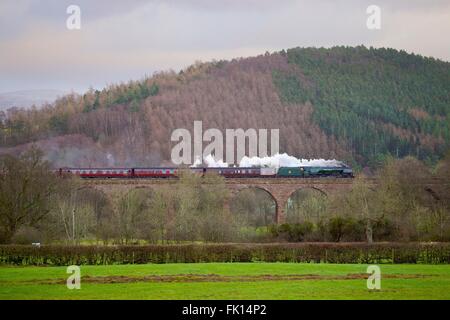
[[83, 178, 355, 224]]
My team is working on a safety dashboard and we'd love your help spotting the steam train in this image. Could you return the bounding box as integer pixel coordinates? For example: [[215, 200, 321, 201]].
[[57, 165, 353, 179]]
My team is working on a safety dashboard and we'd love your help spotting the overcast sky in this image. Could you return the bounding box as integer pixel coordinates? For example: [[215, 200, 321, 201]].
[[1, 0, 449, 93]]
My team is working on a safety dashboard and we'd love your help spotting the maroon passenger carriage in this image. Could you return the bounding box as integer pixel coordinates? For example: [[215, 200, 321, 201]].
[[59, 167, 180, 178], [133, 168, 178, 178], [59, 168, 132, 178]]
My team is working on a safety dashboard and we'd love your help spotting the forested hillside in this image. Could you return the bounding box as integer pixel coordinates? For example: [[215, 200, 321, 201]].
[[0, 46, 449, 168], [275, 46, 450, 166]]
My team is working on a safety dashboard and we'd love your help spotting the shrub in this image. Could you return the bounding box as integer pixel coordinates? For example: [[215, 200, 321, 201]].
[[10, 227, 43, 245], [271, 223, 314, 242], [373, 217, 397, 241]]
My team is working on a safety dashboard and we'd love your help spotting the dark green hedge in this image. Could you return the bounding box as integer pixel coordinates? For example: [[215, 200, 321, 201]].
[[1, 243, 450, 266]]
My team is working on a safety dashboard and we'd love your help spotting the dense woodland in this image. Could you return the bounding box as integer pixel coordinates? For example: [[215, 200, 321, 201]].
[[1, 46, 448, 168]]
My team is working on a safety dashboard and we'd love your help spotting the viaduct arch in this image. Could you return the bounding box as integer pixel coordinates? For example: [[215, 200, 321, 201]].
[[83, 178, 358, 223]]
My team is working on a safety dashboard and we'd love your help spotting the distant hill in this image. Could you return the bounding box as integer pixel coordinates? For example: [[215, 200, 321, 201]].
[[0, 46, 449, 168], [0, 90, 67, 110]]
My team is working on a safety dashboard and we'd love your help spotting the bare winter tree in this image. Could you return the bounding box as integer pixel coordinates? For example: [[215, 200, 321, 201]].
[[0, 147, 60, 243]]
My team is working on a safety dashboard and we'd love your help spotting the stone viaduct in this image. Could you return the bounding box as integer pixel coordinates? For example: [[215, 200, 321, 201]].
[[82, 177, 362, 223]]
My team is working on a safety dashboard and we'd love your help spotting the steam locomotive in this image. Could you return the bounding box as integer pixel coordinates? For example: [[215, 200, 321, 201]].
[[57, 165, 353, 179]]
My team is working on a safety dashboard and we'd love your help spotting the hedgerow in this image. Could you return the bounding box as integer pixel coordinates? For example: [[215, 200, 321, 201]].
[[1, 243, 449, 266]]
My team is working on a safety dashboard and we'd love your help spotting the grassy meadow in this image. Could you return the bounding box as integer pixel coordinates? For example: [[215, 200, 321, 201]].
[[1, 263, 450, 300]]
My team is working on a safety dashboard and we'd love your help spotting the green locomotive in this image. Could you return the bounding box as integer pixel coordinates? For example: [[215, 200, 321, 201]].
[[277, 166, 353, 178]]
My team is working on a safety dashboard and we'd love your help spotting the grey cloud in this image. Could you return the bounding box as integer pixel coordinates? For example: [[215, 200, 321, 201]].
[[0, 0, 449, 93]]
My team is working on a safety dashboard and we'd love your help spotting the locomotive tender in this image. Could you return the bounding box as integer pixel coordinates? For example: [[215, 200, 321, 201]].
[[57, 165, 353, 179]]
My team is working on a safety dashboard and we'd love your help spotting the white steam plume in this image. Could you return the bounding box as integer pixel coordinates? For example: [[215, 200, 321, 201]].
[[191, 155, 229, 167], [239, 153, 345, 168], [192, 153, 345, 168], [204, 154, 229, 167], [191, 156, 202, 168]]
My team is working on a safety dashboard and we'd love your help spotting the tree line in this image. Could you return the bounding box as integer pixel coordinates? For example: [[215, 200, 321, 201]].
[[1, 148, 449, 244]]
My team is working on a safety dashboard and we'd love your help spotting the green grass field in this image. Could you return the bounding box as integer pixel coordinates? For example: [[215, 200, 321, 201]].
[[1, 263, 450, 299]]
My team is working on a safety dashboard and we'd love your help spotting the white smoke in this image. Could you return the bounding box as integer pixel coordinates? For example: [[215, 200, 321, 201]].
[[192, 153, 345, 168], [191, 154, 229, 167], [106, 153, 115, 166], [239, 153, 345, 168], [204, 154, 229, 167], [191, 156, 202, 168]]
